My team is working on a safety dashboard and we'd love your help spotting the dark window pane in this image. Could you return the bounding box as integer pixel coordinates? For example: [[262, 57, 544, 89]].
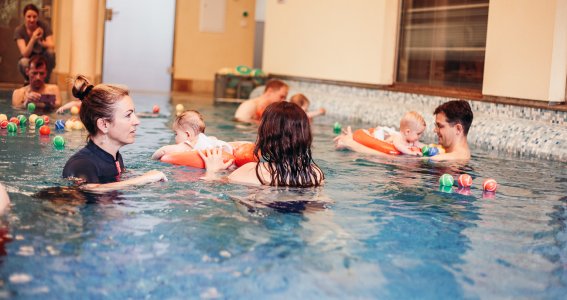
[[397, 0, 489, 89]]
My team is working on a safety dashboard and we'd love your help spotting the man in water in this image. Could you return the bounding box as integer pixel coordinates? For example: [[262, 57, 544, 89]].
[[12, 55, 61, 110], [234, 79, 289, 122], [334, 99, 474, 161]]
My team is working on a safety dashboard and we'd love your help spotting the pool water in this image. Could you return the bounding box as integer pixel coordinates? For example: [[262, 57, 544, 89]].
[[0, 93, 566, 299]]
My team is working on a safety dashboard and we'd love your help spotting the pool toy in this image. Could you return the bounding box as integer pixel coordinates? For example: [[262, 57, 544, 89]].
[[333, 122, 342, 134], [73, 121, 84, 130], [482, 178, 497, 192], [251, 68, 265, 77], [353, 128, 401, 155], [152, 105, 160, 114], [161, 150, 235, 169], [439, 174, 454, 186], [422, 144, 444, 156], [70, 106, 79, 115], [7, 122, 17, 132], [458, 174, 472, 187], [42, 115, 50, 124], [9, 117, 20, 126], [53, 135, 65, 148], [17, 115, 27, 127], [430, 144, 446, 154], [27, 102, 36, 113], [0, 114, 7, 122], [235, 65, 252, 75], [439, 185, 453, 193], [29, 114, 38, 124], [65, 119, 75, 131], [0, 120, 8, 129], [232, 142, 258, 167], [39, 125, 51, 135], [175, 104, 185, 113], [55, 120, 66, 130], [35, 117, 44, 127]]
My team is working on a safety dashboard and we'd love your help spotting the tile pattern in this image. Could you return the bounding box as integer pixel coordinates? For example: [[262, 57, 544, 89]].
[[250, 80, 567, 161]]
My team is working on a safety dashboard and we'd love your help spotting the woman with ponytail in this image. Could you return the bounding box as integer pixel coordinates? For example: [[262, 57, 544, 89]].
[[201, 101, 324, 187], [62, 75, 167, 191]]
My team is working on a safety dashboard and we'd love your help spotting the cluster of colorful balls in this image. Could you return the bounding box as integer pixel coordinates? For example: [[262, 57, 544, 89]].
[[422, 144, 446, 157], [63, 118, 84, 131], [439, 173, 498, 194]]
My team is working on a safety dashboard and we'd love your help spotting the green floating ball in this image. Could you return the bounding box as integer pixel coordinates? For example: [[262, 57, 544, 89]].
[[35, 117, 44, 127], [7, 122, 17, 132], [439, 185, 453, 193], [439, 173, 454, 187], [235, 65, 252, 75], [18, 115, 27, 127], [421, 145, 430, 156], [27, 102, 36, 113], [333, 122, 342, 134], [53, 135, 65, 148]]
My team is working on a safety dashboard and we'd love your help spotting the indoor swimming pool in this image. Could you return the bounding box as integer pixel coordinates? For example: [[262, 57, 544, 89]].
[[0, 93, 566, 299]]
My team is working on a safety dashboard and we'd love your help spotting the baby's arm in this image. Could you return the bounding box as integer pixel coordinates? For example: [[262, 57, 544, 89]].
[[392, 135, 423, 156], [151, 143, 190, 160], [307, 108, 326, 118]]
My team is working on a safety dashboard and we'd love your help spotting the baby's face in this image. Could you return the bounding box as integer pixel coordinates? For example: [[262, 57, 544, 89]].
[[405, 123, 425, 143], [173, 126, 190, 144]]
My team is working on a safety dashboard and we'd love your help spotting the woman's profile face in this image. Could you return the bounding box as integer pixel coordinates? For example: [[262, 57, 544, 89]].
[[24, 10, 38, 29], [106, 96, 140, 147]]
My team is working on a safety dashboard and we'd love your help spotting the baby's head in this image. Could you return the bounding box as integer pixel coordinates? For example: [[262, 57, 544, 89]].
[[173, 110, 205, 144], [400, 111, 426, 143], [290, 94, 310, 112]]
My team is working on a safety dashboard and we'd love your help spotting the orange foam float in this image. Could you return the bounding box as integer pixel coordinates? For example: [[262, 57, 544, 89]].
[[352, 128, 401, 155]]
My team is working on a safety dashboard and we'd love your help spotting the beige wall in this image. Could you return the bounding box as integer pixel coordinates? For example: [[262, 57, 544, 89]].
[[483, 0, 567, 102], [174, 0, 256, 81], [263, 0, 399, 85]]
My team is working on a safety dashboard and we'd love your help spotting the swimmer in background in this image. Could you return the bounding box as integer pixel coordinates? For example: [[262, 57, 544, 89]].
[[151, 110, 233, 160], [12, 55, 61, 110], [234, 79, 289, 123], [289, 93, 326, 120], [375, 111, 426, 156]]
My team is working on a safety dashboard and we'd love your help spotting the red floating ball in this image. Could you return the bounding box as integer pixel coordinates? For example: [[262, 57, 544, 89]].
[[483, 178, 497, 192], [152, 105, 160, 114], [39, 125, 51, 136], [458, 174, 473, 188], [9, 117, 19, 125]]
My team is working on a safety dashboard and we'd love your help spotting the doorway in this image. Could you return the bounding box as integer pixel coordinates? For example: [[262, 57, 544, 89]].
[[102, 0, 175, 93]]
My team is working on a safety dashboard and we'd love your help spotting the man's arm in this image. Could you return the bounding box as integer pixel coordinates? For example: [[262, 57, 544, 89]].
[[11, 88, 25, 107]]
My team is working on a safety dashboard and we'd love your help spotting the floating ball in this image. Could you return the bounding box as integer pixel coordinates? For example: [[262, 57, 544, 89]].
[[39, 125, 51, 135], [483, 178, 497, 192], [235, 65, 252, 75], [439, 185, 453, 193], [9, 117, 19, 126], [7, 122, 17, 132], [29, 114, 38, 124], [53, 135, 65, 148], [65, 119, 75, 131], [458, 174, 473, 188], [428, 147, 439, 156], [35, 117, 44, 127], [70, 106, 79, 115], [152, 105, 160, 114], [55, 120, 66, 130], [439, 174, 454, 187], [42, 115, 50, 124], [333, 122, 342, 134], [73, 121, 84, 130], [0, 120, 8, 129], [17, 115, 27, 127], [175, 104, 185, 112], [0, 114, 7, 122], [27, 102, 36, 112], [421, 145, 430, 156]]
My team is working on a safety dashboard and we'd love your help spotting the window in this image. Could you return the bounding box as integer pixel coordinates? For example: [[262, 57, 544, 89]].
[[397, 0, 489, 90]]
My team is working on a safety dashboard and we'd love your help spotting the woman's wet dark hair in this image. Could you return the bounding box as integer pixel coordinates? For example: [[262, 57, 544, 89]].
[[71, 75, 129, 139], [23, 4, 39, 16], [254, 101, 324, 187]]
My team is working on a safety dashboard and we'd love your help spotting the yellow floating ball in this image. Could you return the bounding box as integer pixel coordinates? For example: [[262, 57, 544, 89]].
[[70, 106, 80, 115]]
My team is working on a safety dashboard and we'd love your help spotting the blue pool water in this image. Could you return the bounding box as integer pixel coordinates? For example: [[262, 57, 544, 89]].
[[0, 92, 566, 299]]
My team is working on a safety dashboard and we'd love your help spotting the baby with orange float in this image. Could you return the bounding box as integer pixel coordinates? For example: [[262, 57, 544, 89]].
[[352, 111, 444, 156], [152, 110, 256, 168], [289, 94, 326, 120]]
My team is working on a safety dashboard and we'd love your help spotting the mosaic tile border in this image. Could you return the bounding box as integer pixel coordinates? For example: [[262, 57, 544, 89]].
[[251, 80, 567, 162]]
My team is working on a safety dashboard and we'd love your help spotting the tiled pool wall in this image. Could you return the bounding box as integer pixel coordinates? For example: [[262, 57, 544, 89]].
[[251, 80, 567, 162]]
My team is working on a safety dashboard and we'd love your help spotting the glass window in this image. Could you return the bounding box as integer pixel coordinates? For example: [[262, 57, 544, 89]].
[[397, 0, 489, 90]]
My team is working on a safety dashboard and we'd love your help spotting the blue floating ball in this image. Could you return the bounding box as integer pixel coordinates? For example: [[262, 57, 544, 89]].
[[428, 147, 439, 156], [55, 120, 66, 130]]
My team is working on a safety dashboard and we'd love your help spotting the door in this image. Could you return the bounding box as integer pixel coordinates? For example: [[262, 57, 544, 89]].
[[102, 0, 175, 93]]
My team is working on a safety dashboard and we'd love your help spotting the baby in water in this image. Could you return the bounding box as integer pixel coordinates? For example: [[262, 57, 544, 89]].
[[151, 110, 232, 160], [373, 111, 426, 156]]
